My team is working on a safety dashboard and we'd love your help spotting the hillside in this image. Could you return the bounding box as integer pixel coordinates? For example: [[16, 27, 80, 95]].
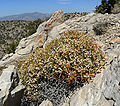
[[0, 12, 51, 21], [0, 10, 120, 106], [0, 19, 45, 59], [0, 20, 30, 59]]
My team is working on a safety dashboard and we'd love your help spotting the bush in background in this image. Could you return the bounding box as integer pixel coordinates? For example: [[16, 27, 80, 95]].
[[93, 21, 110, 35], [6, 41, 19, 54], [95, 0, 120, 14]]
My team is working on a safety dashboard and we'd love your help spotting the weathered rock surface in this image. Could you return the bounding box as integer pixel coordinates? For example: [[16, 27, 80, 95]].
[[0, 65, 25, 106]]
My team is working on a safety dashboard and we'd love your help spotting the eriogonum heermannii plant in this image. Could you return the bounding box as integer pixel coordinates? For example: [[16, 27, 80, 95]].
[[17, 30, 106, 101]]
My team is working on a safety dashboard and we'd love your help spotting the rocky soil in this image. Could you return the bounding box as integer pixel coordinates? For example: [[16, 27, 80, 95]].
[[0, 10, 120, 106]]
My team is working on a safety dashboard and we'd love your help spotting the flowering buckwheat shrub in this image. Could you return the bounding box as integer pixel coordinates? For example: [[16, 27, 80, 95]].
[[18, 30, 106, 101]]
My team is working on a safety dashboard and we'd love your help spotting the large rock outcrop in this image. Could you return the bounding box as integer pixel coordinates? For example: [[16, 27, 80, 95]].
[[0, 10, 120, 106]]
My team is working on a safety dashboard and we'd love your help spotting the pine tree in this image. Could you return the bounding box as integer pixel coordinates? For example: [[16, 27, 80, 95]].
[[95, 0, 111, 13], [108, 0, 119, 7], [95, 0, 120, 13]]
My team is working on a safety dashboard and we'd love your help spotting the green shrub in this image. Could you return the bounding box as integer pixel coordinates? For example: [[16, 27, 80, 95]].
[[93, 21, 109, 35], [6, 41, 19, 54], [95, 0, 120, 14], [17, 30, 106, 100]]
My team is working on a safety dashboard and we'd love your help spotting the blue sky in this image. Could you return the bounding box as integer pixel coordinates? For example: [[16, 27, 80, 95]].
[[0, 0, 101, 17]]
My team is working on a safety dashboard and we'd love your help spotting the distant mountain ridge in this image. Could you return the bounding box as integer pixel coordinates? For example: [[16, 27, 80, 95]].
[[0, 12, 51, 21]]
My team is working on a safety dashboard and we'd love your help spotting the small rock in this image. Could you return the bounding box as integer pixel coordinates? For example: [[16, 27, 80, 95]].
[[39, 99, 53, 106], [62, 103, 69, 106], [118, 20, 120, 24], [0, 65, 25, 106], [110, 38, 120, 44], [112, 27, 117, 30]]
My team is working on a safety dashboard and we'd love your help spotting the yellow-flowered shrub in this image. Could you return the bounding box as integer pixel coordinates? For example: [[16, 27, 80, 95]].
[[17, 30, 106, 100]]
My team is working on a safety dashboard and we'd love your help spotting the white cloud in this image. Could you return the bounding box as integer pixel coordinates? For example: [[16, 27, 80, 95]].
[[58, 0, 72, 4]]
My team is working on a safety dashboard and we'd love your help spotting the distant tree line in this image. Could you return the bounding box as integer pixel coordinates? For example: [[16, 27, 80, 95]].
[[95, 0, 120, 14]]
